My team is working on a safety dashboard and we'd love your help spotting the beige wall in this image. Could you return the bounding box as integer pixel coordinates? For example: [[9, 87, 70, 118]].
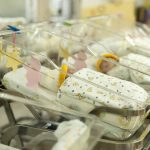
[[0, 0, 25, 17], [81, 0, 136, 27]]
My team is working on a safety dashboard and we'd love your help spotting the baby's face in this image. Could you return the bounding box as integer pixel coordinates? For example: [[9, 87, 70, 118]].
[[77, 51, 87, 60], [100, 59, 116, 73]]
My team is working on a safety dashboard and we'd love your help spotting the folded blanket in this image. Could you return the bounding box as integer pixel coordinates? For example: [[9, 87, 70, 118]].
[[52, 120, 90, 150]]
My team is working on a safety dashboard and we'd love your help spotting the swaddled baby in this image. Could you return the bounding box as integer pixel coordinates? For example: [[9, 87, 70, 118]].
[[2, 64, 149, 139], [40, 65, 149, 135], [62, 43, 150, 92], [95, 53, 150, 91]]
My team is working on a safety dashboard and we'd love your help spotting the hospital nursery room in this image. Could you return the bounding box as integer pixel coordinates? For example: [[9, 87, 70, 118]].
[[0, 0, 150, 149]]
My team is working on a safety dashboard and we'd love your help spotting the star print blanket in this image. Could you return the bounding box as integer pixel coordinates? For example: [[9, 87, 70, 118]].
[[56, 68, 149, 139]]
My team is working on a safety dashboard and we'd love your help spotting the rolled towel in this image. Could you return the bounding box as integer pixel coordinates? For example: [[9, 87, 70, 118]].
[[52, 120, 90, 150]]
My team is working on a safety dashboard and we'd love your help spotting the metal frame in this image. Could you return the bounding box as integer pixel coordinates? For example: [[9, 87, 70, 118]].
[[94, 119, 150, 150]]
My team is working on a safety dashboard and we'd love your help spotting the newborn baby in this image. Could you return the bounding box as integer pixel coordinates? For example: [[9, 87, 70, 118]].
[[40, 66, 149, 137], [96, 53, 150, 91], [62, 46, 150, 91], [2, 64, 149, 139]]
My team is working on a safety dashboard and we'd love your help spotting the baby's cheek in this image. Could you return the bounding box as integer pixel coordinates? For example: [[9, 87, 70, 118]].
[[68, 69, 76, 74], [101, 61, 115, 73], [101, 62, 109, 73]]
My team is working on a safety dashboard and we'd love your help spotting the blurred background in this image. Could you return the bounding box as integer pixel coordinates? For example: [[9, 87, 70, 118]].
[[0, 0, 150, 26]]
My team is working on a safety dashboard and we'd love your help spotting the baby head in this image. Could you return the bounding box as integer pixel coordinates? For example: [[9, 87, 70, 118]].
[[76, 51, 87, 60], [96, 54, 119, 74]]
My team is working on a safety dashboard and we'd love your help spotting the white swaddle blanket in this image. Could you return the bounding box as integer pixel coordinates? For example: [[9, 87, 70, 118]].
[[52, 120, 90, 150], [108, 53, 150, 91], [2, 67, 57, 104], [2, 67, 75, 113]]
